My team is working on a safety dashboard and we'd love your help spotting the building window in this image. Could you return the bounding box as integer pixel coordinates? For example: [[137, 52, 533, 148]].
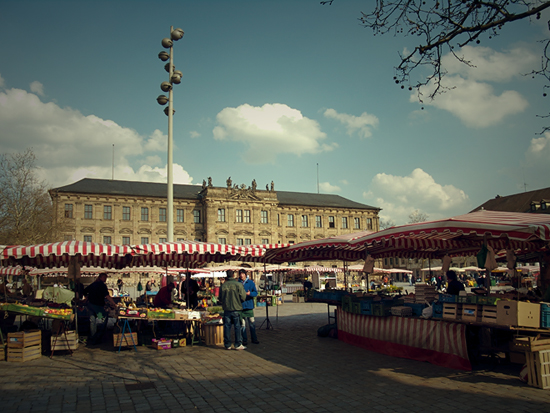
[[261, 210, 268, 224], [245, 238, 252, 245], [277, 214, 280, 226], [63, 235, 73, 242], [354, 217, 361, 229], [236, 238, 244, 245], [218, 208, 225, 222], [64, 204, 73, 218], [542, 202, 547, 210], [367, 218, 373, 230], [236, 209, 243, 223], [177, 209, 184, 222], [301, 215, 308, 227], [103, 236, 112, 244], [315, 215, 322, 228], [261, 238, 269, 244], [141, 237, 149, 244], [159, 208, 167, 222], [83, 235, 92, 243], [287, 214, 294, 227], [122, 206, 131, 221], [159, 237, 167, 243], [244, 210, 251, 223], [193, 210, 201, 223], [342, 217, 348, 229], [141, 207, 149, 221], [218, 238, 226, 244], [177, 238, 185, 242], [84, 204, 93, 219], [104, 205, 112, 220], [122, 236, 130, 245], [328, 216, 335, 228]]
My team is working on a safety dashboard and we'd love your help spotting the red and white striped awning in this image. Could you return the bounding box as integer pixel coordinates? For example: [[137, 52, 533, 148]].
[[261, 231, 373, 264], [349, 210, 550, 258]]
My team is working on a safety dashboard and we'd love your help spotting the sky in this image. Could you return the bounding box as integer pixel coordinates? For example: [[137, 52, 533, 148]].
[[1, 1, 549, 226]]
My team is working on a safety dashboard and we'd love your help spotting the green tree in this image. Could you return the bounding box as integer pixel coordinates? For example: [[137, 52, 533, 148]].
[[0, 149, 64, 245]]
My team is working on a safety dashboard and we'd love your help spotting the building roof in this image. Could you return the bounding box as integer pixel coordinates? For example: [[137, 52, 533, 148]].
[[471, 187, 550, 213], [52, 178, 379, 211]]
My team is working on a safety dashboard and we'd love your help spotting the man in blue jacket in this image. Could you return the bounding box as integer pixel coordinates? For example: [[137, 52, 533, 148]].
[[239, 269, 259, 345]]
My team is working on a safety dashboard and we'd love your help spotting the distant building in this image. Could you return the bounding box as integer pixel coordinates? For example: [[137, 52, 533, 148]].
[[472, 187, 550, 214], [49, 178, 380, 246]]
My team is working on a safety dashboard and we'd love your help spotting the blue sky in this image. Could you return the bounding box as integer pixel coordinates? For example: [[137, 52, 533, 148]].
[[1, 1, 549, 225]]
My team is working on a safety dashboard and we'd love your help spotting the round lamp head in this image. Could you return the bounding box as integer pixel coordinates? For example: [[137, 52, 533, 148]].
[[158, 51, 170, 61], [161, 38, 173, 48], [173, 70, 183, 78], [157, 95, 169, 105], [164, 107, 175, 116], [171, 74, 181, 84], [160, 81, 172, 92], [164, 63, 171, 73], [171, 28, 184, 40]]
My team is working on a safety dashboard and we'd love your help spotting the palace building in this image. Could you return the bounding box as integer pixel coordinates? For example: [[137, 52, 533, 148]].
[[50, 177, 380, 246]]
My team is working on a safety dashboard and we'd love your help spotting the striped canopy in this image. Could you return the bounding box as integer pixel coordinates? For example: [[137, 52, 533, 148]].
[[262, 231, 374, 263], [349, 210, 550, 259]]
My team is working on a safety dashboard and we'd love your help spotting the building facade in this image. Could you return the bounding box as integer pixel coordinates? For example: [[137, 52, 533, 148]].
[[50, 178, 380, 246]]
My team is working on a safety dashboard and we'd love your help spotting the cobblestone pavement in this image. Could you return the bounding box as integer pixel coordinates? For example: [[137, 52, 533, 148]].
[[1, 300, 550, 413]]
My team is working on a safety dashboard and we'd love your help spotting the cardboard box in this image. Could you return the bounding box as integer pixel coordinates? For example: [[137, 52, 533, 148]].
[[497, 301, 540, 328], [113, 332, 138, 347], [51, 330, 78, 351], [173, 310, 188, 320], [203, 324, 224, 346], [8, 330, 41, 349], [152, 339, 171, 350], [7, 344, 42, 362], [292, 296, 305, 303], [462, 304, 482, 323]]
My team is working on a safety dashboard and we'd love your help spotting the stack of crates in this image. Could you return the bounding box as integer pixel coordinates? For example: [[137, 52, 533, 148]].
[[7, 330, 42, 362], [414, 284, 438, 303]]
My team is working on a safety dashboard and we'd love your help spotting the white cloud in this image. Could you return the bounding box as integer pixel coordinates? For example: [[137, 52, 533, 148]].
[[525, 132, 550, 173], [190, 130, 200, 138], [319, 182, 341, 193], [29, 81, 44, 96], [416, 76, 528, 128], [0, 83, 194, 187], [323, 108, 379, 138], [213, 103, 336, 163], [415, 46, 533, 127], [442, 46, 538, 82], [363, 168, 470, 225]]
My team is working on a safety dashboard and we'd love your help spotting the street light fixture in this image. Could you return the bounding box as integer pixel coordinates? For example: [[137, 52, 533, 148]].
[[157, 26, 184, 243]]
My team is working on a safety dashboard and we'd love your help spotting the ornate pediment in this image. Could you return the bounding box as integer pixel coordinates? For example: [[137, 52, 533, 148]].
[[99, 227, 114, 233], [286, 232, 297, 239], [258, 230, 271, 236], [174, 229, 187, 236], [216, 229, 229, 235], [234, 230, 255, 236], [80, 227, 95, 233], [227, 184, 261, 201], [156, 229, 167, 235], [300, 233, 311, 240], [138, 228, 152, 235], [119, 228, 133, 234], [314, 234, 324, 239]]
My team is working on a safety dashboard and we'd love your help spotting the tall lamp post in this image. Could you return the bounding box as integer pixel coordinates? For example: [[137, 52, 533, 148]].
[[157, 26, 184, 242]]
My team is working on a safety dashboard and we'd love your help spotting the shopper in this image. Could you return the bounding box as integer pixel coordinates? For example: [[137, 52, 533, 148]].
[[83, 273, 117, 344], [238, 269, 259, 345], [181, 272, 200, 309], [153, 282, 176, 309], [446, 270, 465, 295], [219, 270, 246, 350]]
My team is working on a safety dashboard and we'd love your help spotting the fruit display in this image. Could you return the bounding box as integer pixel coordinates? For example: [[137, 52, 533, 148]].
[[117, 302, 147, 318], [42, 307, 73, 320], [204, 313, 222, 324], [147, 308, 175, 319]]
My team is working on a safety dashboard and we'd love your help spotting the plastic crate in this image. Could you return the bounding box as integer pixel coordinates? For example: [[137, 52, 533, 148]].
[[360, 300, 372, 315], [371, 303, 391, 317], [437, 294, 456, 303], [542, 309, 550, 329], [432, 302, 443, 318], [457, 295, 477, 304], [477, 296, 499, 305], [404, 302, 427, 317]]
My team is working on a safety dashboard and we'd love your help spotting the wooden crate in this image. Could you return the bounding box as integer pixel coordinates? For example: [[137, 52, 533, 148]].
[[526, 350, 550, 389], [512, 336, 550, 353], [442, 303, 461, 320], [8, 330, 41, 348], [481, 305, 498, 324], [113, 332, 138, 347], [7, 344, 42, 362], [51, 330, 78, 351], [462, 304, 482, 323], [203, 324, 224, 346]]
